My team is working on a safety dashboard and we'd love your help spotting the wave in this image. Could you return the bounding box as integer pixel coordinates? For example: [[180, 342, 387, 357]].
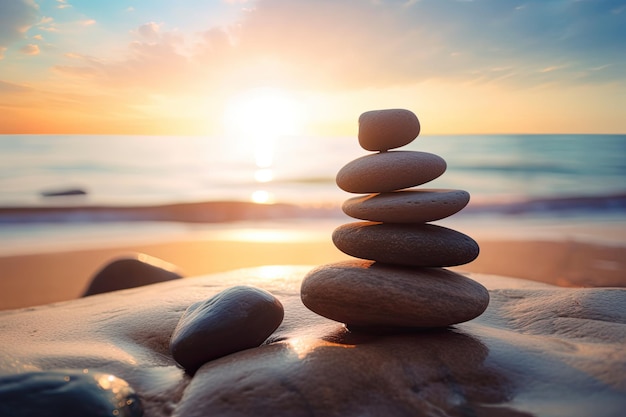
[[0, 201, 343, 224], [1, 193, 625, 224], [464, 193, 626, 216]]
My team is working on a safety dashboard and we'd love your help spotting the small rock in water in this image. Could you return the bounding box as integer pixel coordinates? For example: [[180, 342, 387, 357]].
[[332, 222, 480, 267], [83, 254, 183, 296], [336, 151, 447, 193], [342, 189, 470, 223], [0, 369, 143, 417], [40, 187, 88, 197], [358, 109, 421, 152], [301, 260, 489, 327], [170, 285, 284, 373]]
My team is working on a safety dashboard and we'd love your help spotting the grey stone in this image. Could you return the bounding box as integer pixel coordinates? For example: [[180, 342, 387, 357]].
[[0, 369, 142, 417], [83, 254, 183, 296], [358, 109, 420, 152], [332, 221, 480, 267], [170, 285, 284, 373], [342, 189, 470, 223], [336, 151, 447, 194], [300, 259, 490, 327]]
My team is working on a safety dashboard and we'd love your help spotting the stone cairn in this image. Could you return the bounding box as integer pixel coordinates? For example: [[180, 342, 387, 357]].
[[301, 109, 489, 330]]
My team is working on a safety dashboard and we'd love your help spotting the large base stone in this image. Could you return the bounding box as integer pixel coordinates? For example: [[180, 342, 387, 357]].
[[300, 260, 489, 327]]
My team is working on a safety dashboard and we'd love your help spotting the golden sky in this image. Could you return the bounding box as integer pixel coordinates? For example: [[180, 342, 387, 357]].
[[1, 0, 625, 135]]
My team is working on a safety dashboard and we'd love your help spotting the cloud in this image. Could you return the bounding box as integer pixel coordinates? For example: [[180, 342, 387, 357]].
[[50, 0, 626, 98], [136, 22, 161, 40], [0, 79, 32, 93], [0, 0, 40, 56], [56, 0, 71, 9], [55, 22, 191, 93], [20, 43, 40, 55], [226, 0, 626, 89]]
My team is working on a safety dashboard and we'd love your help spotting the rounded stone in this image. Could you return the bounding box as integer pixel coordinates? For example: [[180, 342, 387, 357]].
[[83, 254, 183, 297], [358, 109, 421, 152], [342, 189, 470, 223], [332, 222, 479, 267], [0, 369, 143, 417], [336, 151, 447, 194], [170, 285, 284, 373], [301, 259, 490, 327]]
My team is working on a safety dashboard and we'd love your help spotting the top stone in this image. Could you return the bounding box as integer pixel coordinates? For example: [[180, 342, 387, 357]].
[[358, 109, 420, 152]]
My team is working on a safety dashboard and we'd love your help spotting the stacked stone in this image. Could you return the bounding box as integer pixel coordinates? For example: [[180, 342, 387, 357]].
[[301, 109, 489, 330]]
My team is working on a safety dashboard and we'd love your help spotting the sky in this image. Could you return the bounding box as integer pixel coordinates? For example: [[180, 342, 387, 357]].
[[0, 0, 625, 136]]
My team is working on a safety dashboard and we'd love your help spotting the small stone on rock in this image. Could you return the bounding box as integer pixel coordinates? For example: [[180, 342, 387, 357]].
[[342, 189, 470, 223], [332, 222, 479, 267], [336, 151, 447, 194], [358, 109, 421, 152], [170, 285, 284, 373]]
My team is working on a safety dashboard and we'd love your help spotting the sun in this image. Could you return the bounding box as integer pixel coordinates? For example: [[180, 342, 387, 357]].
[[223, 87, 304, 139]]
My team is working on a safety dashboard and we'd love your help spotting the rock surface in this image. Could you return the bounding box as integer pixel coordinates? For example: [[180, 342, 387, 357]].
[[0, 369, 142, 417], [170, 285, 284, 373], [336, 151, 447, 193], [300, 260, 489, 327], [1, 266, 625, 417], [358, 109, 420, 152], [333, 222, 480, 267], [342, 189, 470, 223]]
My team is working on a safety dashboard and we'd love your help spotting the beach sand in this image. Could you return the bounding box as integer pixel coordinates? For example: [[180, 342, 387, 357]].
[[1, 216, 624, 311], [1, 213, 625, 416]]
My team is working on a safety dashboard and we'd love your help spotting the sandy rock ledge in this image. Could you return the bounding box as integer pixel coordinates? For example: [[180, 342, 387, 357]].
[[0, 266, 624, 417]]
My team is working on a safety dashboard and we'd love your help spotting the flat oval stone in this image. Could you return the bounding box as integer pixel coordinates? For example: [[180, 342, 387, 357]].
[[336, 151, 446, 193], [0, 369, 142, 417], [358, 109, 420, 151], [332, 222, 479, 267], [301, 260, 489, 327], [170, 286, 284, 373], [342, 189, 470, 223]]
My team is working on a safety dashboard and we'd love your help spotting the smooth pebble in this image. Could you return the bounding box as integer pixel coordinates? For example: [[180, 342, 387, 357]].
[[170, 285, 284, 373], [84, 254, 183, 296], [0, 369, 142, 417], [332, 222, 479, 267], [358, 109, 420, 152], [342, 189, 470, 223], [301, 260, 489, 327], [336, 151, 446, 194]]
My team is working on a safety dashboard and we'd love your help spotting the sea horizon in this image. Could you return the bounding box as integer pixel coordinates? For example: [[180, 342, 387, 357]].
[[2, 133, 624, 207], [1, 132, 624, 252]]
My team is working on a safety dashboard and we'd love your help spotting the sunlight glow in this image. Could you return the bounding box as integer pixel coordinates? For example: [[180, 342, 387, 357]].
[[251, 190, 274, 204], [254, 168, 274, 183], [288, 337, 355, 360], [223, 87, 304, 139], [223, 87, 305, 205]]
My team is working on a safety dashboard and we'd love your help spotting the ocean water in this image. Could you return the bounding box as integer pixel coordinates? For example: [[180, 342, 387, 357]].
[[1, 133, 625, 206], [0, 133, 624, 253]]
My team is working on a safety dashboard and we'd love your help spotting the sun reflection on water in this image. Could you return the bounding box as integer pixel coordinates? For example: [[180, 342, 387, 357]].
[[222, 87, 305, 206], [254, 168, 274, 183], [251, 189, 274, 204]]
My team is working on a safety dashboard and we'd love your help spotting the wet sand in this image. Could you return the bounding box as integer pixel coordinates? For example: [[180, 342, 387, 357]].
[[1, 217, 624, 310]]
